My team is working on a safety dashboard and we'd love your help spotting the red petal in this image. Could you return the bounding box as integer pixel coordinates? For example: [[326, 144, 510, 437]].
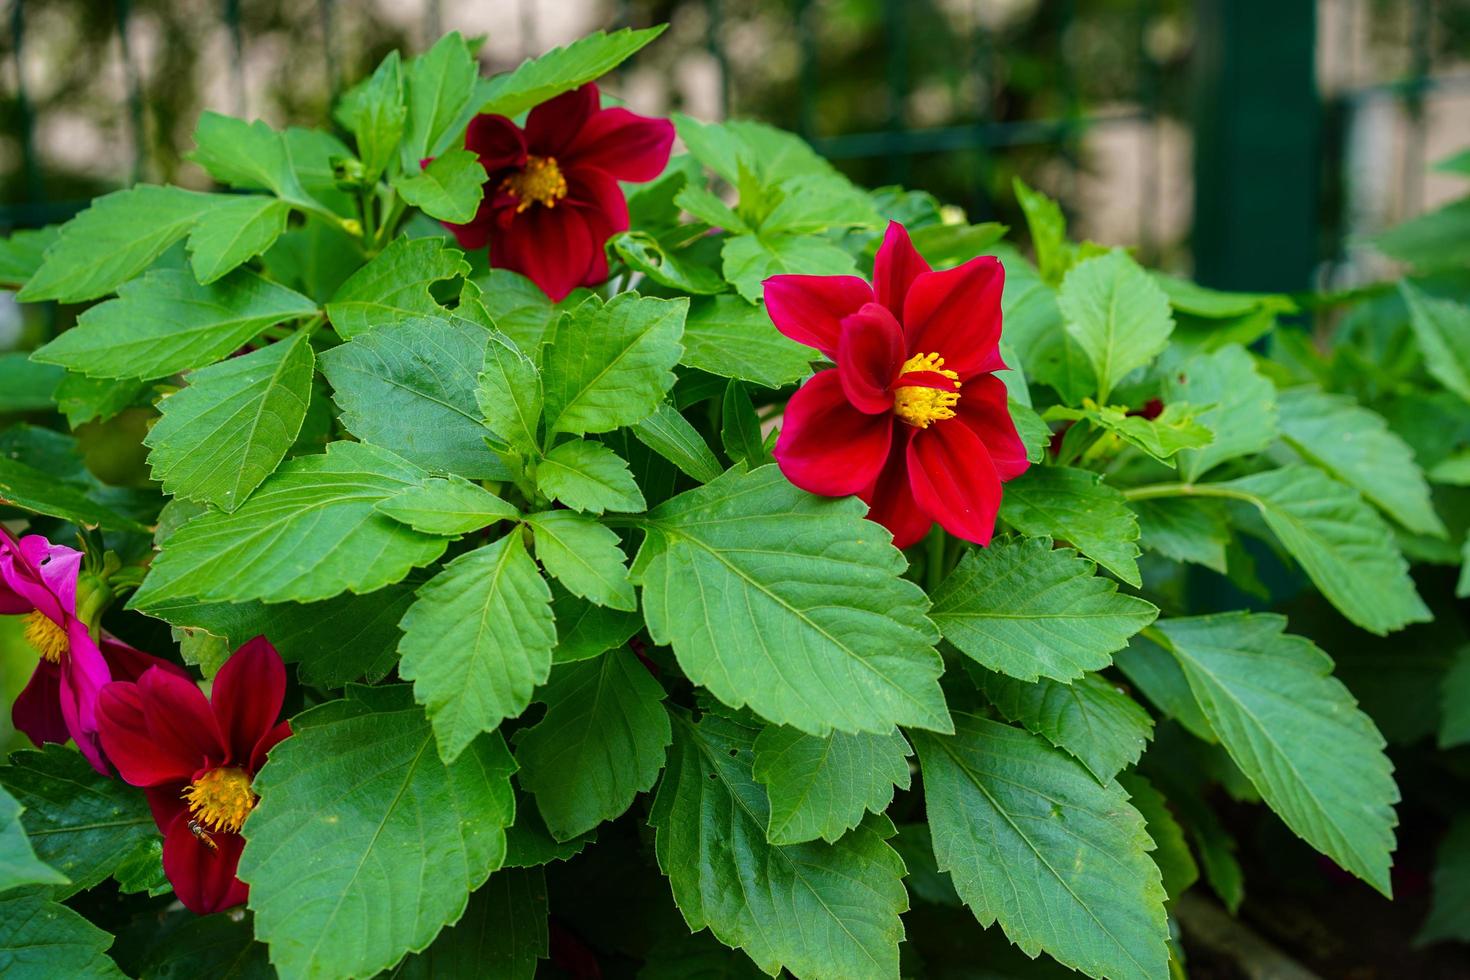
[[906, 422, 1003, 546], [901, 256, 1005, 380], [138, 667, 228, 771], [565, 108, 674, 182], [145, 785, 188, 835], [465, 114, 527, 172], [12, 661, 68, 747], [162, 812, 248, 915], [97, 681, 202, 787], [250, 720, 293, 774], [763, 275, 874, 358], [212, 637, 286, 766], [490, 206, 598, 302], [872, 222, 930, 317], [837, 303, 905, 414], [102, 637, 190, 682], [525, 83, 600, 157], [956, 375, 1031, 481], [860, 428, 932, 549], [567, 170, 630, 290], [773, 370, 893, 497], [442, 205, 496, 251]]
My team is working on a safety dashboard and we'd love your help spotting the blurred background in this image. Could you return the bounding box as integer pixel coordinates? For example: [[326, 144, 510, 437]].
[[1, 0, 1468, 296]]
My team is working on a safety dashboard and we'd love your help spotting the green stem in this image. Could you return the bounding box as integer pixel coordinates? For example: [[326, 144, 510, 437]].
[[375, 191, 408, 249], [1121, 481, 1256, 505], [925, 526, 947, 593]]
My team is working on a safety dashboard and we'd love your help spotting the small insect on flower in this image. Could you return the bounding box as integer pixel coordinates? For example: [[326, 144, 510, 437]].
[[187, 818, 219, 853]]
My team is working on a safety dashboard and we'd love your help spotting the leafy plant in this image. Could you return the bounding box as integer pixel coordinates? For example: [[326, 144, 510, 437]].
[[0, 24, 1466, 980]]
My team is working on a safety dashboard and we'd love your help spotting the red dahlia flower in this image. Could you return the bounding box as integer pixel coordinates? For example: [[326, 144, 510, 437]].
[[96, 637, 291, 915], [443, 82, 674, 301], [2, 530, 183, 774], [765, 221, 1030, 549]]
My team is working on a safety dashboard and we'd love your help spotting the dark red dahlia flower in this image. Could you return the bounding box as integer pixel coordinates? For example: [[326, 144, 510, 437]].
[[765, 221, 1030, 549], [2, 529, 184, 774], [96, 637, 291, 915], [443, 82, 674, 301]]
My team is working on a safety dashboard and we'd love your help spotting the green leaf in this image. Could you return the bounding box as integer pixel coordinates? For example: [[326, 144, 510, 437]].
[[760, 173, 882, 235], [930, 536, 1157, 682], [1374, 198, 1470, 271], [503, 792, 595, 869], [1050, 401, 1213, 464], [516, 651, 672, 840], [53, 373, 151, 428], [721, 233, 857, 303], [751, 726, 911, 845], [1419, 814, 1470, 945], [0, 746, 155, 898], [476, 327, 542, 457], [1154, 614, 1398, 894], [681, 294, 815, 389], [144, 329, 314, 511], [1277, 387, 1446, 537], [338, 49, 406, 181], [1214, 465, 1430, 634], [1163, 344, 1278, 482], [0, 457, 148, 532], [1118, 774, 1199, 901], [1000, 249, 1096, 404], [134, 911, 270, 977], [324, 237, 468, 339], [676, 183, 748, 232], [376, 475, 518, 535], [720, 380, 769, 468], [186, 195, 291, 284], [477, 26, 667, 118], [33, 269, 316, 381], [1130, 497, 1228, 573], [394, 869, 548, 979], [393, 149, 487, 224], [542, 293, 687, 436], [1057, 250, 1174, 402], [651, 714, 909, 979], [131, 441, 447, 606], [550, 584, 641, 664], [913, 714, 1169, 980], [0, 225, 60, 288], [401, 33, 478, 163], [189, 112, 319, 208], [631, 401, 724, 483], [320, 313, 508, 479], [641, 465, 950, 735], [1012, 177, 1070, 284], [239, 691, 517, 980], [1401, 282, 1470, 403], [610, 232, 726, 295], [398, 533, 556, 763], [674, 116, 834, 186], [19, 185, 215, 302], [0, 786, 67, 892], [526, 510, 635, 611], [999, 466, 1143, 586], [1441, 648, 1470, 749], [0, 355, 62, 412], [975, 669, 1154, 783], [0, 890, 125, 978], [536, 439, 645, 513], [1113, 635, 1217, 742]]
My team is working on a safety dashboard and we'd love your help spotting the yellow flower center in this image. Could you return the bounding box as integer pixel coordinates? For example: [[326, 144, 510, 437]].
[[182, 767, 256, 834], [23, 611, 68, 664], [893, 352, 961, 429], [501, 155, 568, 212]]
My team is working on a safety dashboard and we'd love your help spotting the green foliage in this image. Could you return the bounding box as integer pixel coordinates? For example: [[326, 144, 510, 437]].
[[1153, 614, 1399, 894], [392, 149, 487, 224], [999, 466, 1143, 586], [680, 295, 815, 388], [751, 726, 912, 845], [0, 456, 149, 532], [526, 510, 636, 610], [0, 786, 66, 892], [187, 195, 292, 284], [913, 714, 1169, 980], [1057, 250, 1174, 403], [1164, 344, 1278, 482], [34, 269, 317, 380], [324, 237, 468, 339], [375, 475, 518, 534], [477, 27, 668, 118], [0, 890, 126, 979], [516, 651, 672, 840], [640, 466, 951, 736], [536, 439, 646, 513], [395, 869, 548, 978], [1402, 282, 1470, 403], [239, 689, 517, 979], [1419, 814, 1470, 945], [930, 536, 1157, 682], [397, 533, 557, 762], [651, 713, 909, 979]]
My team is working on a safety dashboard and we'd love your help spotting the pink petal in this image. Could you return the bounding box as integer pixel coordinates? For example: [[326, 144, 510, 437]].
[[59, 621, 112, 774], [906, 422, 1004, 546], [212, 637, 286, 766], [772, 370, 893, 497], [901, 256, 1005, 380], [763, 275, 874, 359], [837, 303, 906, 414], [1, 537, 82, 624], [872, 222, 930, 317]]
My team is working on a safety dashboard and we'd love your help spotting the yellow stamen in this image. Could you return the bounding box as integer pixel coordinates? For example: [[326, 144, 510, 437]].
[[182, 767, 256, 834], [893, 352, 962, 429], [23, 611, 68, 664], [501, 155, 568, 212]]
